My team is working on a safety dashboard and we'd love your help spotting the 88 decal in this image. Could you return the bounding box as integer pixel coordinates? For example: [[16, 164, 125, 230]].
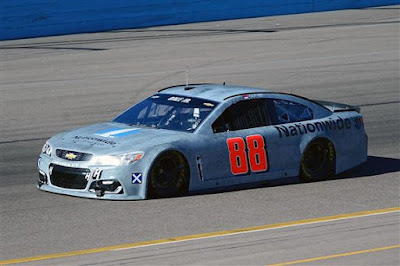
[[226, 134, 268, 175]]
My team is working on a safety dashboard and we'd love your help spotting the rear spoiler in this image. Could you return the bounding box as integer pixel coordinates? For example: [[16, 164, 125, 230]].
[[313, 100, 361, 113]]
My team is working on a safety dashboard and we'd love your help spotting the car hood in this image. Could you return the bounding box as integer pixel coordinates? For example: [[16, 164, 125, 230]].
[[50, 122, 188, 154]]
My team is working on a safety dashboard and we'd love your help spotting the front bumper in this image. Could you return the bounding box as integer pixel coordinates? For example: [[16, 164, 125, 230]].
[[37, 155, 148, 200]]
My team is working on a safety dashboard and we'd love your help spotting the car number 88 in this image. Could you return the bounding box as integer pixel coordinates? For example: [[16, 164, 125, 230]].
[[226, 134, 268, 175]]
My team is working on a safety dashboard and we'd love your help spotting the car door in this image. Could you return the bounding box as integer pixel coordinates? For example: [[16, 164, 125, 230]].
[[198, 98, 274, 182]]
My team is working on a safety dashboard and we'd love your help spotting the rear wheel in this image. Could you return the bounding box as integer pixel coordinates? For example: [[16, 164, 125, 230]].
[[300, 139, 335, 182], [148, 151, 189, 198]]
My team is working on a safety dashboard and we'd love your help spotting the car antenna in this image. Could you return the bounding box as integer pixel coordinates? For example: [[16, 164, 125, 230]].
[[185, 67, 189, 87]]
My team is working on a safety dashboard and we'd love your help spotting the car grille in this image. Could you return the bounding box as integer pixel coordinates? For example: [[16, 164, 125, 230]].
[[56, 149, 93, 161], [50, 164, 90, 189]]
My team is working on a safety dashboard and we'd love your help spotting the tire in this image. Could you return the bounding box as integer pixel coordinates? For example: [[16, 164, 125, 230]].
[[148, 151, 189, 198], [300, 139, 335, 182]]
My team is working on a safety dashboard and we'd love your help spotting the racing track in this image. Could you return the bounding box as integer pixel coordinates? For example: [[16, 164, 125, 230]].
[[1, 5, 399, 265]]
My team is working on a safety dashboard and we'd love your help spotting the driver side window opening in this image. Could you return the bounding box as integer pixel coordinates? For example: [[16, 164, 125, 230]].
[[212, 99, 271, 133]]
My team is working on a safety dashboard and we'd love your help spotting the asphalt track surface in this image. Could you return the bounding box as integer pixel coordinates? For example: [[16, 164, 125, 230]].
[[1, 5, 399, 265]]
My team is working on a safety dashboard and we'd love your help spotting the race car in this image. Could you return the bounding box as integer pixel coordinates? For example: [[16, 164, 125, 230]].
[[37, 83, 367, 200]]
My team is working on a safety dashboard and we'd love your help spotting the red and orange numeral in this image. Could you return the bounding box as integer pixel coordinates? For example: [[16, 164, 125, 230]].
[[227, 134, 268, 175], [227, 137, 249, 175], [246, 135, 268, 172]]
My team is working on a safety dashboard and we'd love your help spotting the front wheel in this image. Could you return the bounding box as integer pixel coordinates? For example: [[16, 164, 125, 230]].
[[300, 139, 335, 182], [148, 151, 189, 198]]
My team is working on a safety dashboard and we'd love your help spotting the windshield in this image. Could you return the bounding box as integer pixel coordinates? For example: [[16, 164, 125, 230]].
[[113, 94, 218, 132]]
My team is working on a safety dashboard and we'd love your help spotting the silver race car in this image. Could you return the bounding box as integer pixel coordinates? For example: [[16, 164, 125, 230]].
[[37, 84, 367, 200]]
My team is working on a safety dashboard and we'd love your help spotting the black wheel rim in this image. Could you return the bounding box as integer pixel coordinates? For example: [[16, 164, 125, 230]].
[[303, 142, 327, 174], [153, 155, 179, 188]]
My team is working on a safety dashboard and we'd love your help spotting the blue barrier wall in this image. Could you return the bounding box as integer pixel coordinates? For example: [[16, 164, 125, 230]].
[[1, 0, 399, 40]]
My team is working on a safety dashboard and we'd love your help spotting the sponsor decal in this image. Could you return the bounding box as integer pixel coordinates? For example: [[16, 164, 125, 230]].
[[274, 116, 352, 138], [73, 136, 117, 146], [132, 173, 143, 184], [95, 127, 140, 138], [167, 96, 192, 103]]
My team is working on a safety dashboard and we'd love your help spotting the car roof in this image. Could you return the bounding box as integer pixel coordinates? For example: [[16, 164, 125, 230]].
[[158, 83, 270, 102]]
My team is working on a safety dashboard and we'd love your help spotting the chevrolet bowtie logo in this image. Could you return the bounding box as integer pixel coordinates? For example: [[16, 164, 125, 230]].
[[65, 153, 77, 160]]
